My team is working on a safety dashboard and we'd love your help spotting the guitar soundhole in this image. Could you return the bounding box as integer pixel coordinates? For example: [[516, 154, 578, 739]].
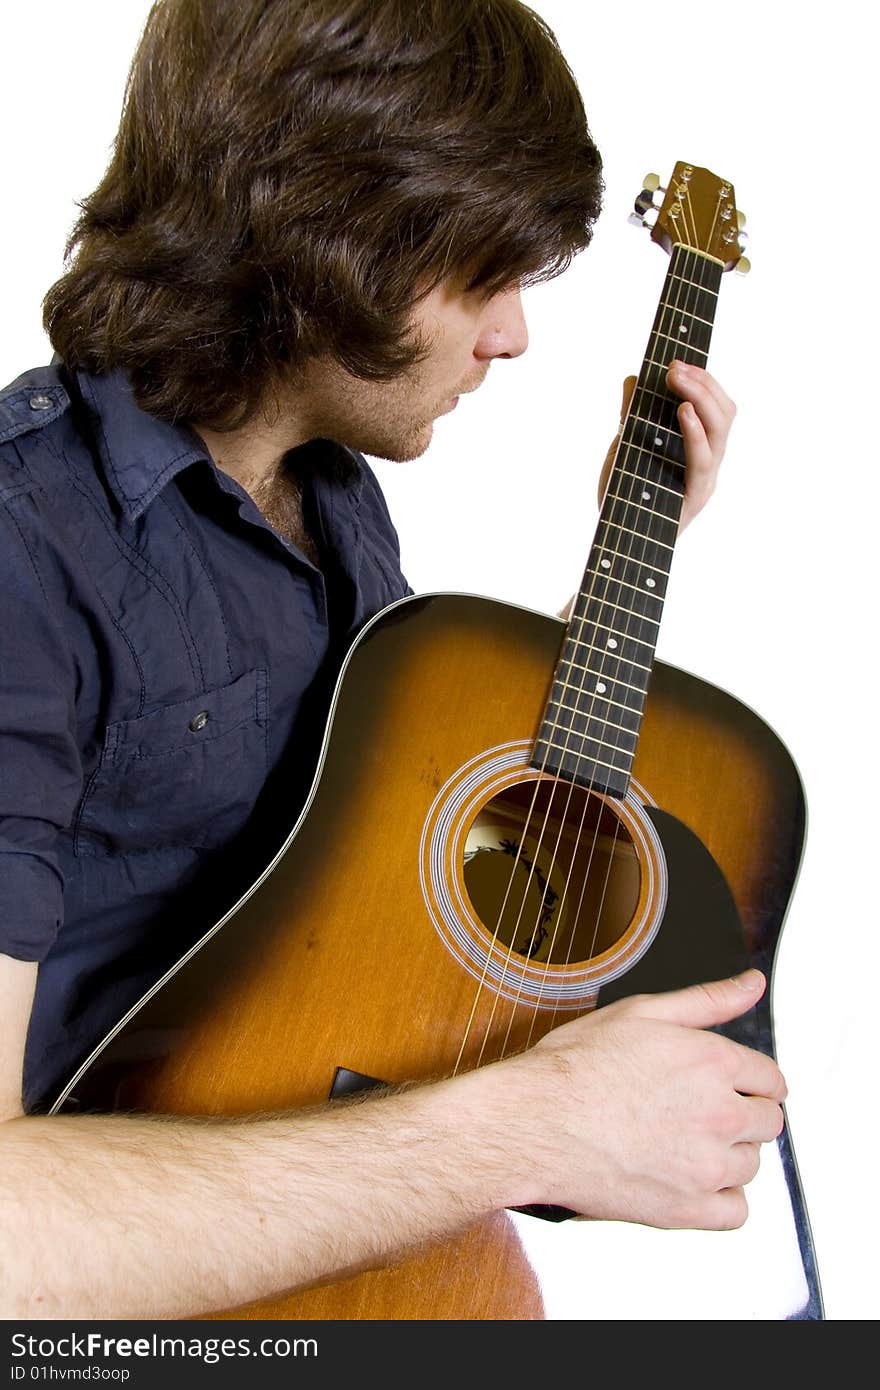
[[463, 780, 640, 965]]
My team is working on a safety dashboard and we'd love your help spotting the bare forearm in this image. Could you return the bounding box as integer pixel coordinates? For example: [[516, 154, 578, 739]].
[[0, 1070, 514, 1320]]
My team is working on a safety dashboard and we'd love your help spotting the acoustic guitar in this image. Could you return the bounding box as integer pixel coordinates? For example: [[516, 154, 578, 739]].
[[52, 162, 823, 1320]]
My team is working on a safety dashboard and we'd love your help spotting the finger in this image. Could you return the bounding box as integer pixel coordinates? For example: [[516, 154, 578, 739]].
[[668, 361, 735, 418], [668, 361, 734, 452], [734, 1094, 787, 1141], [633, 970, 765, 1029], [729, 1043, 789, 1104], [727, 1141, 762, 1189], [702, 1187, 749, 1231], [598, 376, 637, 505], [677, 400, 716, 510]]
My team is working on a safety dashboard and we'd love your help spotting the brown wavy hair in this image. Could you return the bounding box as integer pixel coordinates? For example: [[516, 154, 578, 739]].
[[44, 0, 603, 431]]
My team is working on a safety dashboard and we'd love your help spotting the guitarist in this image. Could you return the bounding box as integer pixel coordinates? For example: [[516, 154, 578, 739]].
[[0, 0, 781, 1319]]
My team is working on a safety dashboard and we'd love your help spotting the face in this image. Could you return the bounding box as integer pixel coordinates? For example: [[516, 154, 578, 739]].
[[299, 279, 529, 462]]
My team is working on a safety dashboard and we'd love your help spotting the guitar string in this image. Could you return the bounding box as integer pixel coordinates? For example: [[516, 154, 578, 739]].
[[454, 235, 715, 1075], [472, 241, 700, 1061], [464, 240, 699, 1070], [540, 191, 714, 1010], [521, 243, 710, 1047], [505, 242, 705, 1055]]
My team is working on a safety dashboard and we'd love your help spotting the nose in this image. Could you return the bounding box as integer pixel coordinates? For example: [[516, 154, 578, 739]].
[[474, 287, 529, 361]]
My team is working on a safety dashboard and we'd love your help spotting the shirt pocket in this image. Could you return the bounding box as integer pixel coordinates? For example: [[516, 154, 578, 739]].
[[74, 667, 268, 855]]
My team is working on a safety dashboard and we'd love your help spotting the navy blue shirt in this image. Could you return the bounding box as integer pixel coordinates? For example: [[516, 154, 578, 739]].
[[0, 360, 411, 1111]]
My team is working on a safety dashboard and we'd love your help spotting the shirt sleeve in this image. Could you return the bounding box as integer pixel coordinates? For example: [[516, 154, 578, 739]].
[[0, 500, 83, 961]]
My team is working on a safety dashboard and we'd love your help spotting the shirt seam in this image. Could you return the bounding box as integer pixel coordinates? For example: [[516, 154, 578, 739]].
[[36, 432, 207, 693]]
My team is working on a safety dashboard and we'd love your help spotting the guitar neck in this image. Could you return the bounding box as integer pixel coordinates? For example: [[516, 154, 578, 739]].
[[532, 245, 724, 797]]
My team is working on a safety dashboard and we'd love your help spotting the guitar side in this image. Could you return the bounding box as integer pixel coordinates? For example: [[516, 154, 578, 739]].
[[53, 591, 821, 1319]]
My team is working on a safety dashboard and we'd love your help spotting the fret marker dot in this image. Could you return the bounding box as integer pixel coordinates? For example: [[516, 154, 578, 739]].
[[596, 682, 607, 694], [678, 324, 688, 335], [645, 577, 656, 588], [607, 638, 618, 649], [654, 435, 664, 447], [642, 490, 651, 500], [600, 558, 611, 569]]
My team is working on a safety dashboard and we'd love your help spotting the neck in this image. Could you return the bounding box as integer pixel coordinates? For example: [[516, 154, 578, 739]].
[[190, 377, 322, 495], [531, 245, 724, 798]]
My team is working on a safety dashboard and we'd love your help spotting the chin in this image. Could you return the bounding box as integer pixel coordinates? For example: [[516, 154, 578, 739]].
[[366, 424, 434, 464]]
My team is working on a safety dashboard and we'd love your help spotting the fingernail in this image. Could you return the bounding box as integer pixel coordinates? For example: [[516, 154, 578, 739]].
[[732, 969, 762, 990]]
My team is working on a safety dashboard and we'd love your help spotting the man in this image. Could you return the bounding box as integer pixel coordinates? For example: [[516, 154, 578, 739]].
[[0, 0, 780, 1319]]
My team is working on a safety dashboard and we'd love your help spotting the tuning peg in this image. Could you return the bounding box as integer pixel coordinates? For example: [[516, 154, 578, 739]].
[[736, 210, 747, 231], [642, 172, 663, 192], [737, 231, 749, 252], [627, 208, 659, 230], [734, 255, 751, 275]]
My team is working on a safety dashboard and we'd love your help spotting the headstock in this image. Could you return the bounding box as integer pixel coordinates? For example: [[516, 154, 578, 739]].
[[630, 161, 750, 273]]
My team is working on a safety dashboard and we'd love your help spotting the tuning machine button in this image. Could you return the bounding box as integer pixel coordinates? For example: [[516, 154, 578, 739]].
[[631, 178, 664, 228], [734, 255, 751, 275]]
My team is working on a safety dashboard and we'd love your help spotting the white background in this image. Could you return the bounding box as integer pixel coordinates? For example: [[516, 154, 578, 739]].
[[2, 2, 876, 1319]]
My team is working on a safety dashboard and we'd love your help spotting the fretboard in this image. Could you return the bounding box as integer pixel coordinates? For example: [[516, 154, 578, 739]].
[[531, 245, 723, 797]]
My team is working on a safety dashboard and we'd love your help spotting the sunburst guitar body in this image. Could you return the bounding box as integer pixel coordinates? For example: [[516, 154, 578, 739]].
[[52, 164, 823, 1319]]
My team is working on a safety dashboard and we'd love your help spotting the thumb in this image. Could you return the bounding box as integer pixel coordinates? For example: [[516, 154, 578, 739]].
[[619, 373, 637, 424], [635, 970, 766, 1029], [598, 375, 640, 506]]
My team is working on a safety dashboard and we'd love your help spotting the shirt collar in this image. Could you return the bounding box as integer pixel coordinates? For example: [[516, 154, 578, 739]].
[[68, 365, 211, 522], [66, 362, 364, 522]]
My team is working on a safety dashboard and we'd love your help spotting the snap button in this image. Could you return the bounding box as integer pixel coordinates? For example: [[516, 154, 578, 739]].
[[188, 710, 210, 732], [28, 393, 54, 411]]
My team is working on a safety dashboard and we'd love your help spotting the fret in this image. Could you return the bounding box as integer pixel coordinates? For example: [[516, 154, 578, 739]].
[[605, 492, 681, 526], [657, 302, 714, 328], [614, 439, 683, 483], [548, 685, 645, 723], [655, 305, 713, 340], [568, 615, 656, 650], [558, 658, 655, 701], [652, 329, 709, 357], [573, 580, 663, 623], [629, 390, 681, 430], [561, 638, 653, 674], [552, 664, 647, 709], [615, 468, 681, 498], [625, 415, 686, 467], [531, 740, 632, 798], [532, 738, 632, 778], [667, 272, 711, 291], [547, 695, 639, 739], [556, 670, 649, 700], [591, 545, 670, 582], [538, 720, 637, 763], [562, 646, 654, 676], [668, 270, 720, 297], [633, 383, 689, 414], [598, 517, 675, 551]]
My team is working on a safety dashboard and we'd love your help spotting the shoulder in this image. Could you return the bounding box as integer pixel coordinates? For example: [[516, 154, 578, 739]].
[[0, 362, 72, 501]]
